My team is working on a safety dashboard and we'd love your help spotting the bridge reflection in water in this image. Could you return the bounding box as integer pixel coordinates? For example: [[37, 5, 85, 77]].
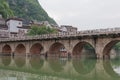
[[0, 53, 119, 80]]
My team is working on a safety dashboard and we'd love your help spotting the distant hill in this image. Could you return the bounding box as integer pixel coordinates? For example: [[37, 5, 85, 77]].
[[6, 0, 56, 24]]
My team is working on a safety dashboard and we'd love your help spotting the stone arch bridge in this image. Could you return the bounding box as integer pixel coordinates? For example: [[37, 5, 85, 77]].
[[0, 28, 120, 59]]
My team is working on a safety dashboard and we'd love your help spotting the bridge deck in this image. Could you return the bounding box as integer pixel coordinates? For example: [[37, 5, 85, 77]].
[[0, 27, 120, 42]]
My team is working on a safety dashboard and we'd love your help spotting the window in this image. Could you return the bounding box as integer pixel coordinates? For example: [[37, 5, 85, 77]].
[[19, 22, 21, 25]]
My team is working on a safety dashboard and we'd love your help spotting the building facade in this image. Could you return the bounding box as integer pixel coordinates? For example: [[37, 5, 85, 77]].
[[6, 18, 29, 38], [0, 14, 78, 38], [60, 25, 77, 33]]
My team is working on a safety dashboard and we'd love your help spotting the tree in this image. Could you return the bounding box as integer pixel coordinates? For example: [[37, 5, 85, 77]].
[[113, 42, 120, 50], [27, 25, 57, 36], [0, 0, 14, 19], [6, 0, 56, 24]]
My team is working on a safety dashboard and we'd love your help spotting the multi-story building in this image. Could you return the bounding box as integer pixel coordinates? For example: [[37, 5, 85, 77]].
[[6, 18, 29, 38], [30, 20, 53, 28], [0, 14, 78, 38], [60, 25, 77, 33]]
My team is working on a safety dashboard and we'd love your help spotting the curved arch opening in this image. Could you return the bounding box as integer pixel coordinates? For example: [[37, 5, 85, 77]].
[[15, 44, 26, 55], [30, 43, 44, 55], [2, 45, 12, 55], [103, 41, 120, 77], [103, 40, 120, 59], [72, 42, 96, 59], [49, 42, 67, 57]]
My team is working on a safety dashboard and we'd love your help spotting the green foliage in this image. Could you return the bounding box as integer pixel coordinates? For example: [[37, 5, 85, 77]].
[[6, 0, 56, 24], [0, 0, 14, 18], [84, 44, 94, 49], [113, 42, 120, 50], [27, 25, 57, 36]]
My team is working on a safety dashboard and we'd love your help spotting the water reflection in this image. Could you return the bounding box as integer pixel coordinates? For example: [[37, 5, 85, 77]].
[[30, 56, 44, 69], [2, 56, 11, 66], [0, 54, 120, 80], [72, 58, 96, 75], [108, 49, 120, 76], [111, 59, 120, 76], [14, 56, 26, 68], [103, 60, 120, 79], [48, 57, 67, 72]]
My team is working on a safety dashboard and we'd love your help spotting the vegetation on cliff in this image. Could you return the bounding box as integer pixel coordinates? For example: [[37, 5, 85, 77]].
[[0, 0, 14, 19], [0, 0, 56, 24]]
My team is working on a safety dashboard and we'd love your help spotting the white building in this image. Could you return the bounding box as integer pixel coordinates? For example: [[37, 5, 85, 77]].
[[60, 26, 67, 32], [59, 25, 78, 33], [6, 18, 23, 33], [30, 20, 53, 28], [6, 18, 29, 38]]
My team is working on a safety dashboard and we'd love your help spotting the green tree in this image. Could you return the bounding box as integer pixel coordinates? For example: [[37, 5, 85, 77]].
[[6, 0, 57, 24], [0, 0, 14, 19], [84, 44, 94, 49], [27, 25, 57, 36], [113, 42, 120, 50]]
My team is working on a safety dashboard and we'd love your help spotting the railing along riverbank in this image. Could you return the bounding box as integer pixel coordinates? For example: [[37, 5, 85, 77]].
[[1, 27, 120, 42]]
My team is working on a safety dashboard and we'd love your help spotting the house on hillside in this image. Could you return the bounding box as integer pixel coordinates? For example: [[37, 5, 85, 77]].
[[6, 18, 29, 38], [0, 14, 78, 38], [30, 20, 53, 28], [59, 25, 77, 33]]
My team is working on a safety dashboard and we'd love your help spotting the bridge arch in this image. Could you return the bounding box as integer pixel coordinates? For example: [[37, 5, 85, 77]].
[[15, 44, 26, 55], [72, 41, 96, 58], [30, 43, 44, 55], [2, 44, 12, 54], [103, 40, 120, 59], [48, 42, 67, 57]]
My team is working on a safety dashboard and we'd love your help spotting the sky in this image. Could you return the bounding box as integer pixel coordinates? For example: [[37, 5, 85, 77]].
[[38, 0, 120, 30]]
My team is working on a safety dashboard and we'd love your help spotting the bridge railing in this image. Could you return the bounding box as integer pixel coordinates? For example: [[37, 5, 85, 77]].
[[1, 27, 120, 42]]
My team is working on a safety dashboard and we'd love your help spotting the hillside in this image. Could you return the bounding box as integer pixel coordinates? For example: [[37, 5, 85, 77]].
[[6, 0, 56, 24], [0, 0, 14, 19]]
